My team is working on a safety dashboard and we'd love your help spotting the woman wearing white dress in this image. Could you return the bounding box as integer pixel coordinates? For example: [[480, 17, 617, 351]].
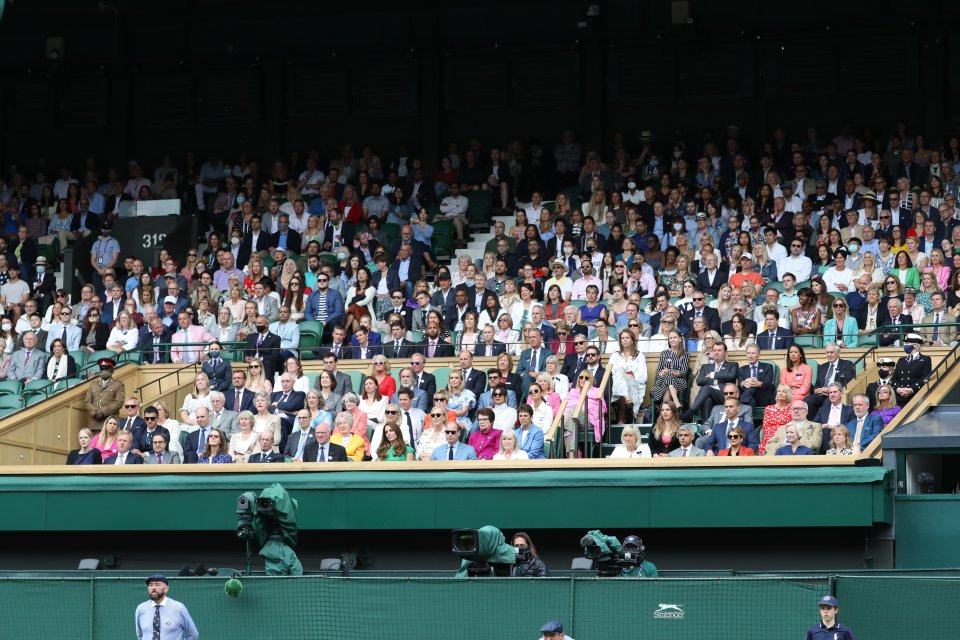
[[608, 425, 651, 458], [179, 372, 213, 427], [608, 330, 648, 413], [106, 311, 139, 353]]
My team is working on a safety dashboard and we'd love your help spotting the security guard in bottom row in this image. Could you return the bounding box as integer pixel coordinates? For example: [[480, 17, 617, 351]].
[[805, 595, 856, 640]]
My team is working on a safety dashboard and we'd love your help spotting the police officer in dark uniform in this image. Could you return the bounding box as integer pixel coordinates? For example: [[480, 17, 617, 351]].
[[805, 595, 856, 640]]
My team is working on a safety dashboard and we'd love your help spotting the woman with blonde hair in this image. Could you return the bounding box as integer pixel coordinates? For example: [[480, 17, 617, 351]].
[[825, 424, 856, 456], [759, 384, 794, 455], [871, 384, 902, 428], [91, 416, 121, 460], [180, 372, 213, 426], [416, 405, 449, 460], [229, 411, 259, 462], [493, 429, 529, 460], [67, 427, 102, 465], [445, 370, 476, 431], [245, 358, 273, 394], [714, 284, 736, 323], [106, 310, 139, 353], [563, 370, 607, 458], [608, 424, 648, 458], [252, 391, 282, 446]]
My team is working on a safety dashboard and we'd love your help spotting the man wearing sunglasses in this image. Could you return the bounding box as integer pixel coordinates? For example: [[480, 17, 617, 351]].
[[430, 422, 478, 461]]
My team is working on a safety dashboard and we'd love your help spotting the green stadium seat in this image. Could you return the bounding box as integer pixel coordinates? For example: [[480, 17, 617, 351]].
[[24, 393, 47, 406], [432, 231, 454, 260], [347, 370, 365, 395], [0, 395, 24, 410], [433, 367, 451, 390], [305, 372, 320, 389], [794, 335, 823, 349], [23, 380, 52, 395], [69, 351, 88, 370], [0, 380, 23, 395], [467, 191, 492, 225]]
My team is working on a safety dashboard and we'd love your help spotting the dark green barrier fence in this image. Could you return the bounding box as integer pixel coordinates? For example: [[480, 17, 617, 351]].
[[3, 574, 955, 639], [0, 576, 830, 639]]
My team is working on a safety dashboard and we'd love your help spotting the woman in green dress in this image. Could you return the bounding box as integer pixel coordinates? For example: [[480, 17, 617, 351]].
[[377, 422, 414, 461]]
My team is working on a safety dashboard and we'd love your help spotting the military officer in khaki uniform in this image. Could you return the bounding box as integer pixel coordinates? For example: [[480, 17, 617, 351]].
[[84, 358, 126, 421]]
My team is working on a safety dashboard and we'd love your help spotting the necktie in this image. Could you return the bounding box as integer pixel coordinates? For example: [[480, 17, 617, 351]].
[[118, 453, 125, 465], [126, 417, 134, 430], [256, 332, 265, 348], [197, 428, 207, 454], [531, 349, 538, 372], [295, 431, 308, 459], [934, 314, 941, 342], [421, 310, 427, 326], [428, 341, 436, 358], [578, 355, 584, 369], [319, 445, 326, 462], [61, 325, 68, 342], [448, 445, 455, 460], [751, 365, 757, 380], [486, 345, 492, 357], [395, 340, 401, 356], [153, 336, 160, 362], [682, 448, 688, 457], [24, 350, 30, 366], [235, 389, 242, 409], [405, 411, 415, 446], [157, 454, 163, 465], [153, 604, 161, 640], [770, 332, 776, 348]]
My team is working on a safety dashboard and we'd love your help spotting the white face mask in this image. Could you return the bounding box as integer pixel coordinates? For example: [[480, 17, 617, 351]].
[[1, 323, 11, 331], [230, 237, 241, 246], [563, 247, 574, 256], [673, 223, 684, 231]]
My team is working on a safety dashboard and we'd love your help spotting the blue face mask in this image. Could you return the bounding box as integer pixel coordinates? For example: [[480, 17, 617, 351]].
[[236, 194, 246, 205], [904, 344, 915, 354], [36, 266, 45, 274]]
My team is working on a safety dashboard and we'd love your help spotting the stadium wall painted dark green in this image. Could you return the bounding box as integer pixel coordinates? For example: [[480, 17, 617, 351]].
[[1, 574, 957, 640], [0, 467, 891, 532], [894, 496, 960, 568]]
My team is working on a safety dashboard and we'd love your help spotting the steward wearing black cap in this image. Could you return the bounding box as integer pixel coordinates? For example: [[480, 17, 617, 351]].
[[890, 334, 932, 406], [83, 357, 125, 421], [805, 595, 855, 640], [135, 574, 199, 640]]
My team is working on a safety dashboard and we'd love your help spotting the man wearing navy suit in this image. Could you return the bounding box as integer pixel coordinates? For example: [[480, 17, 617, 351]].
[[271, 373, 306, 449], [702, 398, 759, 454], [303, 423, 349, 462], [410, 353, 437, 403], [103, 431, 144, 465], [515, 328, 553, 398], [284, 411, 316, 460], [683, 342, 739, 422], [754, 310, 794, 351], [560, 334, 590, 381], [737, 345, 776, 408], [201, 342, 232, 392], [458, 351, 487, 399], [430, 424, 478, 460], [141, 318, 173, 364], [814, 383, 856, 429], [225, 371, 255, 412], [679, 291, 722, 337], [383, 322, 416, 360], [244, 316, 283, 381], [248, 432, 286, 463], [846, 394, 884, 450], [417, 323, 455, 358], [474, 329, 507, 358], [805, 344, 856, 419]]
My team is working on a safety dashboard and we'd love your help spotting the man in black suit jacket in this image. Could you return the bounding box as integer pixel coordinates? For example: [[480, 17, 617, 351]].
[[237, 215, 271, 269], [804, 344, 856, 418], [140, 319, 174, 364], [269, 213, 302, 256], [388, 243, 423, 296], [303, 424, 349, 462], [893, 150, 929, 189], [683, 343, 740, 422], [813, 383, 856, 426], [737, 345, 777, 408], [473, 332, 507, 358], [753, 311, 794, 351], [865, 358, 897, 406], [695, 254, 729, 297], [890, 335, 932, 406], [201, 349, 233, 392], [70, 208, 100, 236], [245, 319, 282, 381], [271, 375, 307, 448], [679, 293, 721, 337], [321, 208, 355, 253], [560, 338, 590, 381], [417, 324, 455, 358], [458, 351, 487, 399], [383, 322, 417, 360], [103, 431, 143, 465], [248, 431, 286, 463], [879, 299, 913, 347], [411, 354, 437, 401], [225, 374, 256, 412]]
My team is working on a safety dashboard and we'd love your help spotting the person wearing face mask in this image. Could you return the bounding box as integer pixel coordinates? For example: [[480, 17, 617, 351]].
[[89, 221, 120, 293], [622, 180, 641, 205], [865, 357, 896, 406], [29, 256, 57, 312], [83, 358, 126, 421], [890, 334, 932, 406]]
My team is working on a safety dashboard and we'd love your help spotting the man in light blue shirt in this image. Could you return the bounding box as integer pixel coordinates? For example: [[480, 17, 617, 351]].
[[269, 305, 301, 359], [430, 423, 478, 460], [135, 574, 199, 640]]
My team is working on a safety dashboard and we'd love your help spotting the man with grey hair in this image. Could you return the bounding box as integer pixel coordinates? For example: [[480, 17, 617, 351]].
[[516, 326, 551, 397], [764, 400, 823, 455], [209, 391, 240, 437], [813, 382, 855, 430], [303, 421, 348, 462], [271, 372, 306, 450], [285, 409, 316, 461], [389, 367, 428, 411], [845, 393, 883, 451], [248, 430, 285, 463]]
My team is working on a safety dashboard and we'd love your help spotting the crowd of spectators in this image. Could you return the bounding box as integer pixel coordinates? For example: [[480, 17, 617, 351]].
[[6, 126, 951, 464]]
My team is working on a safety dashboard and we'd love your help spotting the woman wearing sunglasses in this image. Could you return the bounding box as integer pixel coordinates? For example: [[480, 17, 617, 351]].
[[562, 370, 607, 458], [416, 405, 450, 461], [717, 426, 755, 456]]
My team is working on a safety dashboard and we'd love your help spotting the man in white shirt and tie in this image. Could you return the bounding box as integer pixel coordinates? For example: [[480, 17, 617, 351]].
[[668, 426, 705, 457], [305, 422, 348, 462], [105, 431, 144, 465], [924, 291, 957, 346]]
